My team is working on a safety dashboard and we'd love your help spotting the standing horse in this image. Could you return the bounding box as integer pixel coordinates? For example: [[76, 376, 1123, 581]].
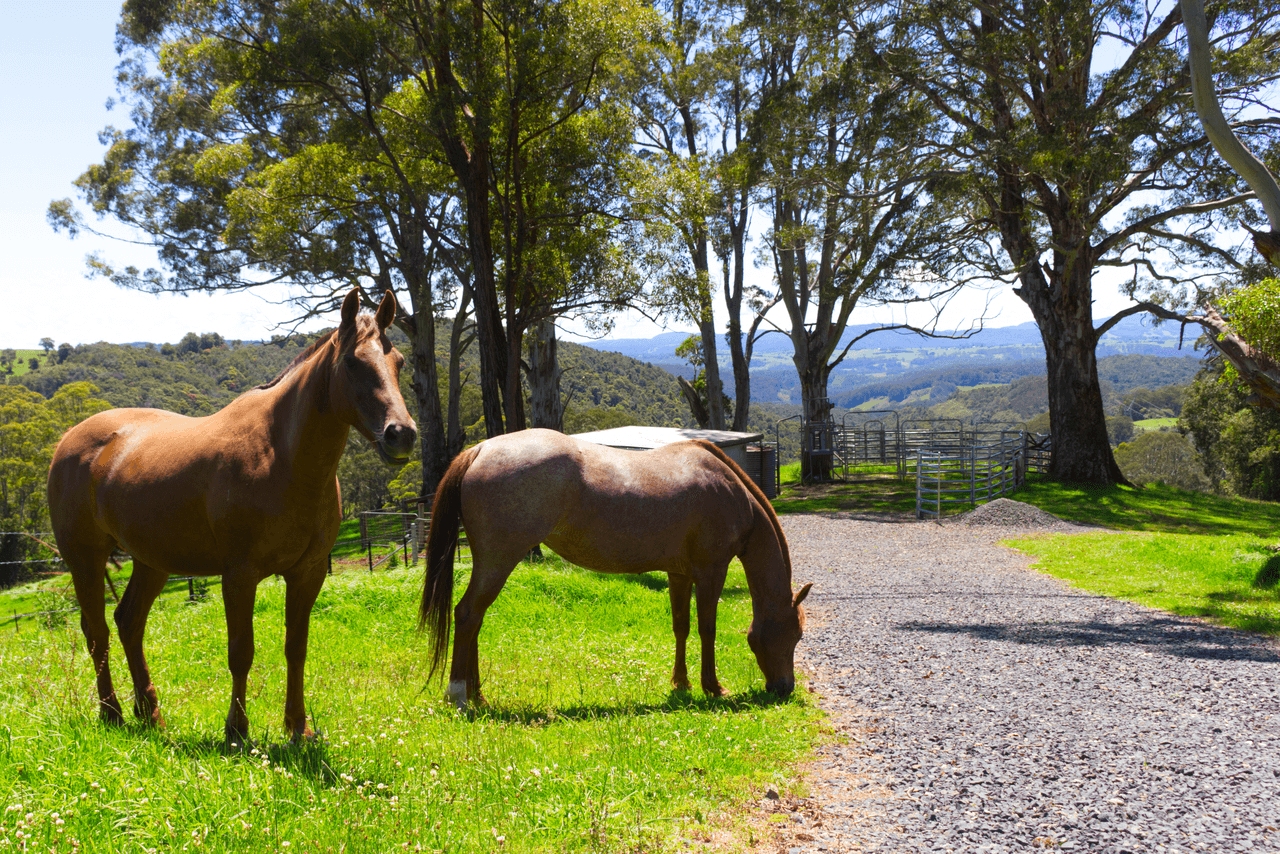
[[420, 429, 811, 708], [48, 288, 416, 740]]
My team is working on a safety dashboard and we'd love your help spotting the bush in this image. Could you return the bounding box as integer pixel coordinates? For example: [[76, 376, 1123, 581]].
[[1113, 431, 1211, 492]]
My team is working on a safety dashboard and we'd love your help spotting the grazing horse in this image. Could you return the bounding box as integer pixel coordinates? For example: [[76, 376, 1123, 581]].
[[420, 429, 811, 708], [48, 288, 416, 740]]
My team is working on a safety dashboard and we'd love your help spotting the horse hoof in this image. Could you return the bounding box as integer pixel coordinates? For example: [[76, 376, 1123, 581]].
[[703, 684, 728, 698], [100, 702, 125, 727]]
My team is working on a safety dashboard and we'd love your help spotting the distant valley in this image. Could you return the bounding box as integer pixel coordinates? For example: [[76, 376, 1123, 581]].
[[579, 315, 1205, 405]]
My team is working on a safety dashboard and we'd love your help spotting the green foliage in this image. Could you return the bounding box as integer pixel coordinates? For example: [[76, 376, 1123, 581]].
[[1113, 431, 1211, 492], [1105, 414, 1135, 446], [1119, 383, 1187, 419], [0, 559, 819, 852], [0, 383, 110, 583], [1181, 365, 1280, 500], [1219, 277, 1280, 358]]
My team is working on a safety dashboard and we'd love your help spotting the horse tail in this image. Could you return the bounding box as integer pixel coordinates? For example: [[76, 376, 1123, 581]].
[[692, 441, 792, 578], [420, 445, 480, 681]]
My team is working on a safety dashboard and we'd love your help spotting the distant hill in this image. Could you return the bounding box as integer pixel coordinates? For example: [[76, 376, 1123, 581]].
[[581, 314, 1202, 404]]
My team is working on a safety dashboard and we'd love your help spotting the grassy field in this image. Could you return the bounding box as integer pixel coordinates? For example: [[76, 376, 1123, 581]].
[[772, 464, 1280, 636], [0, 555, 818, 853], [1133, 416, 1178, 431], [3, 349, 46, 378], [1001, 478, 1280, 634]]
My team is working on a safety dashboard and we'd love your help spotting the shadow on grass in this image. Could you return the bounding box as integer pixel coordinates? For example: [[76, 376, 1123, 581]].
[[468, 687, 796, 727], [1014, 477, 1280, 537], [153, 730, 343, 785], [895, 613, 1280, 661], [1254, 554, 1280, 589]]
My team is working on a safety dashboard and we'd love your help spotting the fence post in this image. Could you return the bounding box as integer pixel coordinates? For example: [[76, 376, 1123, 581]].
[[969, 442, 976, 506], [188, 577, 195, 602], [12, 611, 18, 633]]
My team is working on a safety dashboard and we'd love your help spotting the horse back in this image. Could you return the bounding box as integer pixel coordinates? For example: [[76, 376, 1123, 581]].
[[464, 430, 762, 575], [50, 406, 337, 576]]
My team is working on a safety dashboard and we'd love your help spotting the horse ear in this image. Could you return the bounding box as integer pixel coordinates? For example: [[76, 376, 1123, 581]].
[[340, 287, 361, 328], [793, 582, 812, 608], [375, 289, 396, 330]]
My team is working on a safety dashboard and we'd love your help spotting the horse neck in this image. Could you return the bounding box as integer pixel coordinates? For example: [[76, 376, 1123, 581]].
[[739, 509, 795, 616], [262, 344, 349, 487]]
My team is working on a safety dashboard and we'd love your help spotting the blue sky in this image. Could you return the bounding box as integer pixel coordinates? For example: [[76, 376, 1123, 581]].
[[0, 0, 1057, 351]]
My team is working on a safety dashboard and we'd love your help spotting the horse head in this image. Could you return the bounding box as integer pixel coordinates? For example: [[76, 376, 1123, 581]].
[[747, 582, 812, 697], [331, 288, 417, 465]]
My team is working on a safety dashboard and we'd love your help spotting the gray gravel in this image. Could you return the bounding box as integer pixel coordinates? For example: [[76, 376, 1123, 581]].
[[776, 506, 1280, 853]]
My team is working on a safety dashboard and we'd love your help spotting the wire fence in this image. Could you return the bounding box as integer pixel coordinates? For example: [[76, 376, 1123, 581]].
[[0, 507, 451, 632]]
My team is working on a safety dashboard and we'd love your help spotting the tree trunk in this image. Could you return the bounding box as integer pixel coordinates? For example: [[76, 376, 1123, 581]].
[[409, 312, 450, 498], [525, 317, 563, 430], [446, 287, 473, 460], [799, 364, 835, 482], [677, 375, 711, 428], [1019, 264, 1129, 484]]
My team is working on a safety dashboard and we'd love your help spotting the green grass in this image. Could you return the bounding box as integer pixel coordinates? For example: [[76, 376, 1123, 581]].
[[1009, 532, 1280, 634], [4, 349, 45, 378], [1133, 417, 1177, 431], [1012, 475, 1280, 537], [0, 555, 818, 853], [1001, 477, 1280, 636]]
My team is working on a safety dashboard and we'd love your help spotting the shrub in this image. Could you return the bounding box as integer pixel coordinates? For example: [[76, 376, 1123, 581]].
[[1113, 431, 1211, 492]]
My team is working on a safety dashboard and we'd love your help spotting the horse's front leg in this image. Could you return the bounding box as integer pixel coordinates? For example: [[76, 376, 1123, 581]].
[[667, 573, 693, 692], [282, 566, 326, 739], [693, 569, 728, 697], [113, 562, 169, 726], [222, 578, 257, 743]]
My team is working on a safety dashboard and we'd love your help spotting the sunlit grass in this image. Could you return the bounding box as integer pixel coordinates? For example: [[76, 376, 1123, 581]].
[[0, 554, 818, 853], [1009, 531, 1280, 634]]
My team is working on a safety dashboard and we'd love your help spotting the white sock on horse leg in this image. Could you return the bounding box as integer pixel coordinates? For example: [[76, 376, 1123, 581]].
[[447, 680, 468, 709]]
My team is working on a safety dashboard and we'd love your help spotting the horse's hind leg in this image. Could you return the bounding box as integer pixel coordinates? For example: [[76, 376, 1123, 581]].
[[113, 562, 169, 726], [448, 560, 518, 709], [694, 568, 729, 697], [65, 544, 124, 724], [667, 573, 693, 692]]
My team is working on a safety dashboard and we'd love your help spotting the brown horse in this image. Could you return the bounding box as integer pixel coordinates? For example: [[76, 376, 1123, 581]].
[[48, 288, 416, 740], [420, 429, 811, 708]]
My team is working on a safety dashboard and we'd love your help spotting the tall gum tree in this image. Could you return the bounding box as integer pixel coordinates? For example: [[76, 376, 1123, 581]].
[[743, 0, 979, 478], [49, 0, 472, 494], [880, 0, 1280, 483], [1141, 0, 1280, 409], [384, 0, 653, 435]]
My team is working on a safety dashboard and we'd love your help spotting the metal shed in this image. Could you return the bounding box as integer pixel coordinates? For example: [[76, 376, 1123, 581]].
[[571, 426, 775, 497]]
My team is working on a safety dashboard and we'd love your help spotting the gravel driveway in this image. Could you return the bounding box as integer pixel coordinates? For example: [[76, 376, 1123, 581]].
[[771, 504, 1280, 853]]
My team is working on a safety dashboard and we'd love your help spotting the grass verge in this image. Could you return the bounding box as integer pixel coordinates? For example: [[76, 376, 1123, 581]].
[[0, 554, 818, 853]]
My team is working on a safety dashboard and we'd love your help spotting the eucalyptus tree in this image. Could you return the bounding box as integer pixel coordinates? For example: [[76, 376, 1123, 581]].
[[52, 0, 652, 490], [379, 0, 654, 435], [629, 0, 731, 429], [50, 0, 476, 492], [1139, 0, 1280, 410], [878, 0, 1280, 483], [742, 0, 975, 478]]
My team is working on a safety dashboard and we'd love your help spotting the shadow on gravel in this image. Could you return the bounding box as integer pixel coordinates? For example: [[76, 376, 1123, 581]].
[[894, 617, 1280, 662]]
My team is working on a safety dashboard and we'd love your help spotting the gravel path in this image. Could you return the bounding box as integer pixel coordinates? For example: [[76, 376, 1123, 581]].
[[769, 502, 1280, 853]]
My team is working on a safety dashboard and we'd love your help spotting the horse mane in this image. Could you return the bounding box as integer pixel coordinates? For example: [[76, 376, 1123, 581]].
[[255, 330, 338, 391], [692, 440, 793, 579]]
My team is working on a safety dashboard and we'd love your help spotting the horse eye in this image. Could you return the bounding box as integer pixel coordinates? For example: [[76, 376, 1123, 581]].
[[344, 354, 359, 370]]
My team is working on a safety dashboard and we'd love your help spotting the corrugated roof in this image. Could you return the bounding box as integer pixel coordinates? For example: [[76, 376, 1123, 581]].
[[571, 425, 764, 450]]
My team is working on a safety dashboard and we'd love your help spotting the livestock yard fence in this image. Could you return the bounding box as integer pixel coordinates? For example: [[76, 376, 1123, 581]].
[[911, 429, 1051, 519]]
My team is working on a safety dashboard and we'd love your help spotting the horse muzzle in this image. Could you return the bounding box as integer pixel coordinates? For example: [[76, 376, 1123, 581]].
[[376, 421, 417, 466], [766, 678, 795, 698]]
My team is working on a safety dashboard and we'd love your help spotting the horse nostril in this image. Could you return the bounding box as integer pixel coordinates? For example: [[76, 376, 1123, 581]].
[[383, 422, 416, 451]]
